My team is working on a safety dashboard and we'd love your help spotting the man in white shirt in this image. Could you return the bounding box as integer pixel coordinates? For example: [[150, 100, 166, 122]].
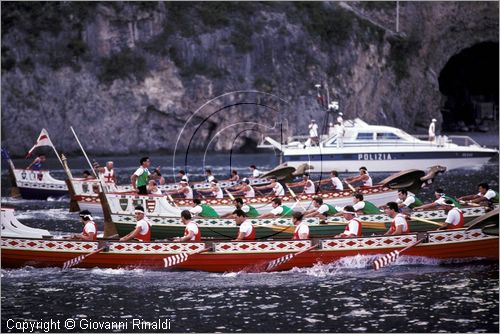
[[254, 177, 285, 197], [383, 202, 410, 235], [428, 118, 437, 143], [174, 210, 201, 242], [458, 183, 499, 205], [205, 169, 215, 183], [249, 165, 261, 178], [71, 210, 97, 241], [234, 209, 255, 241], [437, 200, 464, 230], [120, 206, 151, 242], [305, 119, 319, 147], [334, 206, 362, 238], [292, 211, 309, 239], [286, 173, 315, 195]]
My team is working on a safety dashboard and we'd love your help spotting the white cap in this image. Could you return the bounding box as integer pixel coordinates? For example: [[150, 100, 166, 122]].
[[432, 118, 437, 122]]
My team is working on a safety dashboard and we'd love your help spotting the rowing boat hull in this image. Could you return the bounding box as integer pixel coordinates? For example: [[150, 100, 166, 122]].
[[2, 229, 497, 272], [12, 169, 68, 200], [111, 205, 489, 239]]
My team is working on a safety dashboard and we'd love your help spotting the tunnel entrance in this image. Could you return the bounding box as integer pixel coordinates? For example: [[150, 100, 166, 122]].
[[438, 41, 499, 132]]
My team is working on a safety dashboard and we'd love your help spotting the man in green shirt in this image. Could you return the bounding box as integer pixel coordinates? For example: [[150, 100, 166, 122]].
[[131, 157, 151, 195]]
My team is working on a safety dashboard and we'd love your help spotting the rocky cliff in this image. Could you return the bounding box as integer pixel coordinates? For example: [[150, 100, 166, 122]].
[[1, 1, 498, 156]]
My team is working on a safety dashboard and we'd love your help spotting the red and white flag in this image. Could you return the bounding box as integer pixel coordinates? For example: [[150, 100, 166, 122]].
[[26, 129, 54, 158]]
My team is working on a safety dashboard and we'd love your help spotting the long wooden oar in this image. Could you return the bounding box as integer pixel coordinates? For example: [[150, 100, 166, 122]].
[[410, 216, 446, 228], [459, 200, 480, 207], [286, 185, 308, 210], [265, 244, 319, 272], [163, 247, 211, 268], [372, 237, 425, 270], [344, 180, 356, 192], [328, 220, 387, 230], [62, 245, 108, 270], [225, 189, 235, 201]]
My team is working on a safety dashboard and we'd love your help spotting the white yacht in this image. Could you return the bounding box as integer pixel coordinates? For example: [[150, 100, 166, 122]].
[[263, 119, 498, 172]]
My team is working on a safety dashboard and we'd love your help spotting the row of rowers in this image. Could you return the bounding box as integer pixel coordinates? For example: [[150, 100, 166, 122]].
[[148, 168, 371, 199], [71, 183, 497, 243], [161, 182, 499, 220]]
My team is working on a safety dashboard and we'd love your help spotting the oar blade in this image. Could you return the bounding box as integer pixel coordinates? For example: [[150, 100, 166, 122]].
[[163, 253, 189, 268], [62, 254, 86, 270], [373, 250, 400, 270], [266, 253, 294, 271]]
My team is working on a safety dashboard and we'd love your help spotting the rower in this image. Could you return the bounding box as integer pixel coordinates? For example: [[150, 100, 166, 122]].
[[286, 173, 315, 195], [119, 206, 151, 242], [221, 198, 259, 219], [345, 167, 373, 188], [317, 170, 344, 191], [437, 200, 464, 230], [413, 188, 460, 211], [292, 211, 310, 240], [229, 170, 240, 182], [334, 206, 362, 238], [189, 198, 219, 218], [303, 196, 338, 219], [259, 198, 293, 218], [147, 180, 162, 195], [210, 180, 224, 199], [168, 180, 193, 199], [204, 169, 215, 183], [150, 167, 165, 185], [395, 188, 423, 214], [178, 169, 189, 183], [27, 154, 46, 171], [234, 209, 255, 241], [254, 176, 285, 197], [458, 183, 499, 205], [249, 165, 261, 178], [383, 202, 410, 235], [352, 193, 382, 214], [174, 210, 201, 242], [71, 210, 97, 241]]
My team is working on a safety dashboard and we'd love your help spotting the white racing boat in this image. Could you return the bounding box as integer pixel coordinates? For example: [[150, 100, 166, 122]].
[[263, 118, 498, 172]]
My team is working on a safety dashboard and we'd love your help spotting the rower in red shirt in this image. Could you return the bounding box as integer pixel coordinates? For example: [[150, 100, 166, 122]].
[[233, 209, 256, 241], [174, 210, 202, 242], [383, 201, 410, 235], [71, 210, 97, 241], [119, 205, 151, 242]]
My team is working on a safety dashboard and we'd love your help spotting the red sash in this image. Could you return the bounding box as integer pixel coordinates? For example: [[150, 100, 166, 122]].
[[345, 218, 362, 237], [389, 214, 410, 234], [293, 223, 310, 240], [136, 220, 151, 242], [241, 224, 256, 241], [447, 208, 464, 229], [82, 222, 97, 241], [184, 222, 201, 241]]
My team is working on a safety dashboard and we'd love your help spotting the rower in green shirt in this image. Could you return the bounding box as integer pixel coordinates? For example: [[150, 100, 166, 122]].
[[353, 193, 382, 214], [189, 198, 219, 218]]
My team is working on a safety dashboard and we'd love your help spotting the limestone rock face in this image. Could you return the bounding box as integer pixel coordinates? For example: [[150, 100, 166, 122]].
[[1, 2, 498, 156]]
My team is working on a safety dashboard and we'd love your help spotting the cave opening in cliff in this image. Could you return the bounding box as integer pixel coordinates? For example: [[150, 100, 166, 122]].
[[438, 41, 499, 132]]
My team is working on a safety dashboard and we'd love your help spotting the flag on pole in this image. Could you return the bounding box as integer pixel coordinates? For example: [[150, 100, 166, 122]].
[[26, 129, 54, 158]]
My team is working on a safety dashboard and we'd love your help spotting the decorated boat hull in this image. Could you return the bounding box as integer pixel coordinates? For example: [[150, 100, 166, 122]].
[[111, 205, 490, 239], [2, 228, 497, 272], [12, 169, 68, 200]]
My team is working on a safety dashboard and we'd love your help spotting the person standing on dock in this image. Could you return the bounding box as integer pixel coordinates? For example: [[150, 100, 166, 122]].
[[234, 209, 256, 241], [334, 206, 362, 238], [383, 202, 410, 235], [174, 210, 201, 242], [428, 118, 437, 143], [292, 211, 310, 240], [131, 157, 151, 195], [71, 210, 97, 241], [26, 154, 46, 170], [119, 206, 151, 242]]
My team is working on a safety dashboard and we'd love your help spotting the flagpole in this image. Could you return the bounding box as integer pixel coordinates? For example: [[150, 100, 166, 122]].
[[70, 126, 98, 179]]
